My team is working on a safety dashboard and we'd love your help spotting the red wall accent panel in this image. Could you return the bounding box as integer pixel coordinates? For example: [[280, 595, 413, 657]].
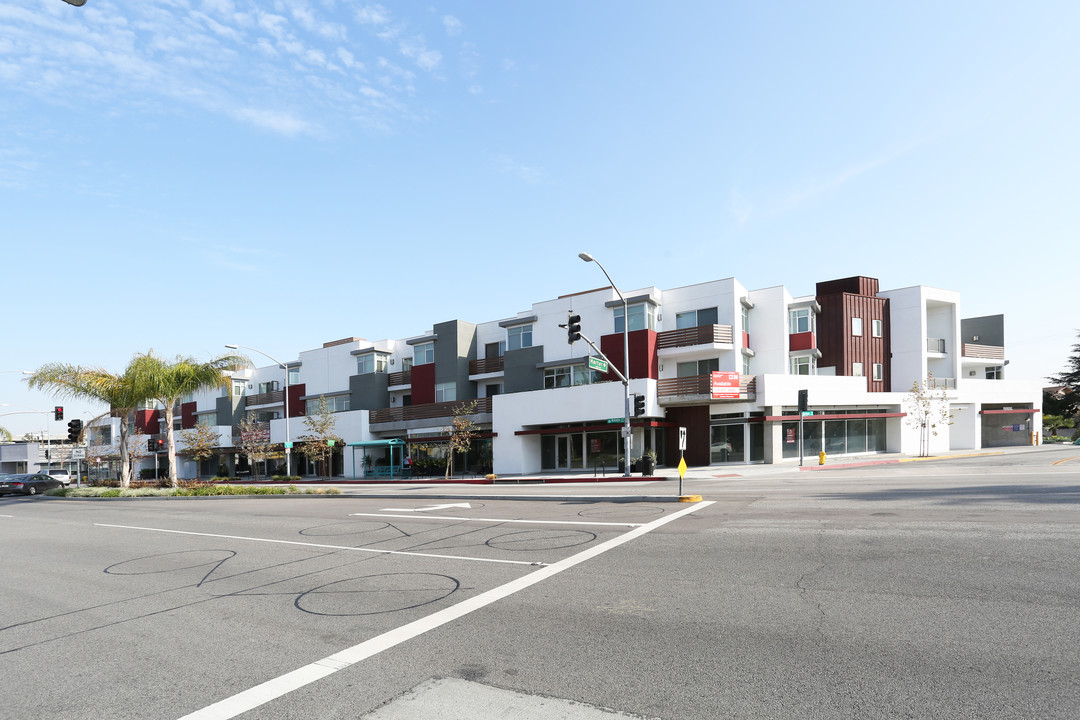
[[412, 362, 436, 404], [134, 409, 158, 434], [288, 383, 306, 417], [599, 329, 659, 380], [181, 402, 197, 430], [789, 332, 816, 351]]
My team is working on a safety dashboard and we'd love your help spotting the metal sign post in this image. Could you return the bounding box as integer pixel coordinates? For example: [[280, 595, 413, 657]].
[[678, 427, 687, 496]]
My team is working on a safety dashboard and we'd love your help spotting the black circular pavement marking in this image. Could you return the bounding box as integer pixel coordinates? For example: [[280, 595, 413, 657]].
[[295, 572, 460, 616]]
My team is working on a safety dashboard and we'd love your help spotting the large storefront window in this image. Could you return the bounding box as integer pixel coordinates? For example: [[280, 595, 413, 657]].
[[783, 417, 886, 458]]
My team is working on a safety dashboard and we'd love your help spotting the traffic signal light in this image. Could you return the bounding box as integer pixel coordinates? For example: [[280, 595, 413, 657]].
[[157, 438, 165, 450], [567, 314, 582, 344], [797, 389, 808, 413], [634, 394, 646, 416], [148, 438, 156, 453], [54, 406, 64, 421], [67, 419, 83, 443]]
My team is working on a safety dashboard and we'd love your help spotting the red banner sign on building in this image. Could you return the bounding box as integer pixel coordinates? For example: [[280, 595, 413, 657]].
[[710, 371, 740, 399]]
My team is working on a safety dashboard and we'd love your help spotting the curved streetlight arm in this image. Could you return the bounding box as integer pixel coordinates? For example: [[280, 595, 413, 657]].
[[579, 252, 633, 477], [225, 344, 293, 477]]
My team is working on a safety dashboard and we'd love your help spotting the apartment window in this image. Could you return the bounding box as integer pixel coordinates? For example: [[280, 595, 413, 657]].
[[232, 381, 246, 397], [288, 367, 300, 385], [986, 366, 1002, 379], [485, 341, 506, 358], [872, 319, 883, 338], [507, 325, 533, 351], [872, 363, 883, 381], [314, 396, 350, 413], [677, 358, 719, 377], [544, 364, 601, 389], [790, 308, 812, 334], [852, 362, 864, 377], [742, 354, 751, 376], [414, 342, 434, 366], [544, 366, 572, 389], [614, 303, 656, 333], [197, 413, 217, 427], [357, 353, 386, 375], [790, 356, 814, 375], [435, 382, 456, 403], [401, 357, 413, 371], [675, 307, 718, 329], [182, 392, 194, 404], [852, 318, 863, 337], [485, 383, 503, 397], [257, 381, 279, 394], [741, 304, 750, 332]]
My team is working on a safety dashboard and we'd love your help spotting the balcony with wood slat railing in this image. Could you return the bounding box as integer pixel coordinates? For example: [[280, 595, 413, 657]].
[[657, 324, 734, 350], [369, 397, 492, 425], [469, 356, 505, 375], [962, 343, 1004, 360], [244, 390, 284, 407], [387, 370, 412, 387], [231, 421, 271, 442], [656, 373, 756, 401]]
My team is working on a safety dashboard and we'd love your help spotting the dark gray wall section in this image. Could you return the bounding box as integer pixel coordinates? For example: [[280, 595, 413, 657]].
[[433, 320, 477, 399], [216, 396, 244, 427], [350, 372, 389, 410], [504, 346, 545, 393], [961, 315, 1004, 346]]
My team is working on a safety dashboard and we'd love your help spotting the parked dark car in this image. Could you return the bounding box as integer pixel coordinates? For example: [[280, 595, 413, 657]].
[[0, 473, 64, 496]]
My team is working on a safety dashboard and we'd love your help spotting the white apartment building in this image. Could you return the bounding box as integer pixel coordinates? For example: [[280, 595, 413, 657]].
[[86, 274, 1041, 479]]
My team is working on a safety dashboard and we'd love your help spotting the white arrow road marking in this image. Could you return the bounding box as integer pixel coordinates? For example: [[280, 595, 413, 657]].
[[380, 503, 474, 512]]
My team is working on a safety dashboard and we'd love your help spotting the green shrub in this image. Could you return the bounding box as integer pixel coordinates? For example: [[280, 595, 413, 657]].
[[100, 489, 122, 498]]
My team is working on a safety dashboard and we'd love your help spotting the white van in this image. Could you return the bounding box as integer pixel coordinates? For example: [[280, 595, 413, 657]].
[[45, 469, 72, 487]]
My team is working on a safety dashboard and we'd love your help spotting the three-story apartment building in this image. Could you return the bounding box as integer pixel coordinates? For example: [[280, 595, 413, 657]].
[[88, 274, 1042, 479]]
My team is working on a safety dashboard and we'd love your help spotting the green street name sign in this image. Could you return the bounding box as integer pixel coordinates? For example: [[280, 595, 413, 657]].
[[588, 356, 609, 373], [606, 418, 625, 424]]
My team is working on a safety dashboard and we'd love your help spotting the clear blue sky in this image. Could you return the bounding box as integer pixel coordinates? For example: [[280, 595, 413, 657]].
[[2, 1, 1077, 437]]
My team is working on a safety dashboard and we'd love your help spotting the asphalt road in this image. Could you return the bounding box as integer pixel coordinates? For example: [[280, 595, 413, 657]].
[[2, 448, 1078, 719]]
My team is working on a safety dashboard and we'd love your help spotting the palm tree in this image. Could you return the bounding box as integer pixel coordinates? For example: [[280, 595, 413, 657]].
[[0, 425, 11, 442], [128, 351, 245, 487], [25, 362, 146, 487]]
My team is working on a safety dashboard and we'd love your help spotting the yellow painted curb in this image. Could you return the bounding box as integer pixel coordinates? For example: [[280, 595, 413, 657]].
[[898, 451, 1004, 463], [678, 494, 703, 502]]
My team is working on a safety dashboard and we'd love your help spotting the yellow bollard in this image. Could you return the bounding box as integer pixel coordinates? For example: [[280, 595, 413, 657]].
[[819, 451, 826, 465]]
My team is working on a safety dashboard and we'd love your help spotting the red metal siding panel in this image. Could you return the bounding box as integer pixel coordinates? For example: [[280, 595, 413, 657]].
[[288, 383, 306, 417], [599, 329, 658, 380], [181, 402, 197, 430], [134, 409, 158, 434], [789, 331, 816, 351], [411, 362, 436, 404]]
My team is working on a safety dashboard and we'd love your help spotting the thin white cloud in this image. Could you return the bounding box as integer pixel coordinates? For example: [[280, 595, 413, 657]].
[[231, 107, 314, 136], [399, 36, 441, 71], [493, 154, 545, 184], [355, 4, 391, 25], [443, 15, 462, 36], [785, 140, 925, 209]]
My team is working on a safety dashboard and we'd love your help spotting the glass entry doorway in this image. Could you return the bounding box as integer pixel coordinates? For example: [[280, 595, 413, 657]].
[[541, 434, 584, 470]]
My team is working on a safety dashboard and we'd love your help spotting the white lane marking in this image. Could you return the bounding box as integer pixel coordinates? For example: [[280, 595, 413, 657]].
[[349, 512, 643, 527], [94, 524, 541, 567], [176, 500, 715, 720], [0, 514, 13, 518], [381, 503, 474, 512]]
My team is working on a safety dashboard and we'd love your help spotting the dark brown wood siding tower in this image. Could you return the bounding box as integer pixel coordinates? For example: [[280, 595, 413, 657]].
[[815, 276, 891, 392]]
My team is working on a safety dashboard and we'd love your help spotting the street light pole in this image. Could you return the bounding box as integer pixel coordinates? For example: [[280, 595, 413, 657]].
[[225, 344, 292, 477], [579, 252, 633, 477]]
